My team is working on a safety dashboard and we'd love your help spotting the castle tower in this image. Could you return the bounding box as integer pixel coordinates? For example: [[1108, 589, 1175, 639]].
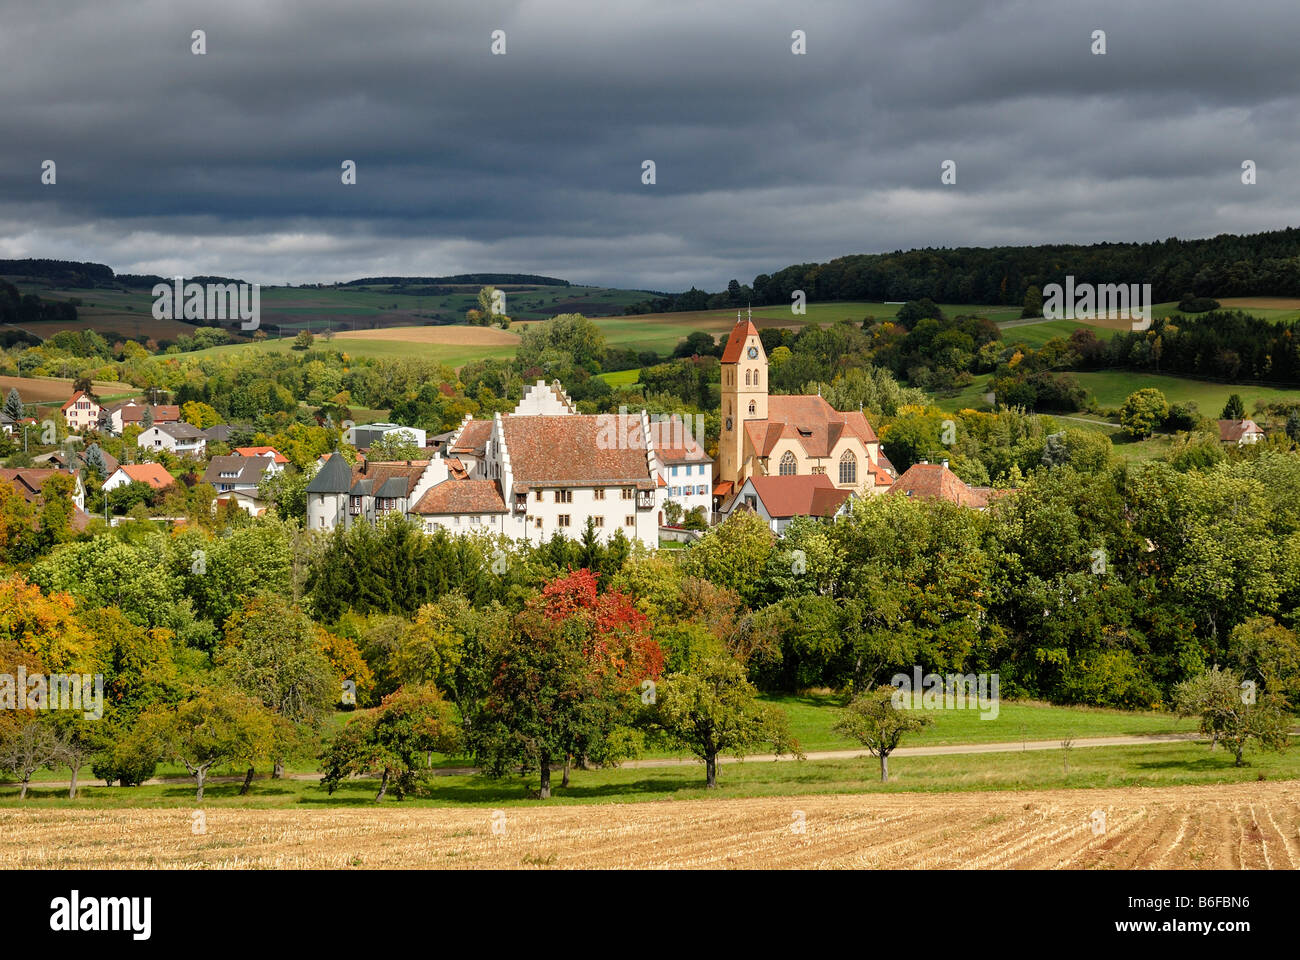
[[718, 312, 767, 486]]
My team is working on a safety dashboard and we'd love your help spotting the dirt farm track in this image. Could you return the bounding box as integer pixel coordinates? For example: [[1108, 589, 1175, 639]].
[[2, 780, 1298, 869]]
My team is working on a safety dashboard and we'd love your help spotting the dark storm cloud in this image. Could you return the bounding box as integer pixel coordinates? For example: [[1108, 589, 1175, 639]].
[[2, 0, 1300, 289]]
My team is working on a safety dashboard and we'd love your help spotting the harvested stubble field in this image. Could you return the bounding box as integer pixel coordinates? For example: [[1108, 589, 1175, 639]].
[[3, 780, 1296, 869]]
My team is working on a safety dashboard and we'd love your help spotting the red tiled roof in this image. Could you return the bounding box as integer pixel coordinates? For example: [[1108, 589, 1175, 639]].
[[411, 479, 507, 515], [61, 391, 97, 412], [744, 474, 852, 519], [713, 480, 734, 498], [450, 420, 493, 454], [113, 402, 180, 423], [501, 415, 655, 490], [0, 468, 75, 503], [118, 463, 175, 490], [745, 396, 880, 459], [721, 318, 762, 363], [1217, 419, 1263, 443], [234, 446, 289, 464], [888, 463, 993, 508]]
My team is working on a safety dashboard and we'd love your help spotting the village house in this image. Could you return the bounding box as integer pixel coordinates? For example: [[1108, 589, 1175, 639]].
[[34, 444, 120, 478], [888, 459, 1000, 510], [306, 455, 443, 531], [714, 315, 896, 515], [718, 473, 854, 533], [649, 415, 713, 523], [101, 400, 180, 436], [137, 422, 207, 458], [1218, 418, 1265, 446], [101, 462, 175, 493], [0, 466, 89, 526], [307, 381, 665, 547], [60, 391, 102, 432], [344, 422, 428, 450], [232, 446, 289, 475], [203, 454, 275, 515]]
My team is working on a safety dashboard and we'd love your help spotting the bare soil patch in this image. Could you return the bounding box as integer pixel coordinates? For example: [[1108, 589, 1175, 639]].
[[332, 325, 519, 346]]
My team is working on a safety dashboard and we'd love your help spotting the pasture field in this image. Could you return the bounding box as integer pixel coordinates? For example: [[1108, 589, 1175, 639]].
[[1072, 371, 1300, 413], [596, 368, 640, 387], [2, 756, 1298, 869]]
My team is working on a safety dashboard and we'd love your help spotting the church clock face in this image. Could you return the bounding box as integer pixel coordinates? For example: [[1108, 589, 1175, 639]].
[[725, 417, 733, 431], [747, 345, 759, 359]]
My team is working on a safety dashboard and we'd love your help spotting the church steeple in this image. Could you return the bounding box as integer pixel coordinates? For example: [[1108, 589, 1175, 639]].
[[718, 315, 767, 487]]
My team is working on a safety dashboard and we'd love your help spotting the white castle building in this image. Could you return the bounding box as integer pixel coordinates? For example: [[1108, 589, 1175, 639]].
[[307, 381, 700, 548]]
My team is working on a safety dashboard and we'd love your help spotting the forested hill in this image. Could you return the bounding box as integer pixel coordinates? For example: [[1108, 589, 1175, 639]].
[[626, 226, 1300, 314], [0, 258, 114, 288]]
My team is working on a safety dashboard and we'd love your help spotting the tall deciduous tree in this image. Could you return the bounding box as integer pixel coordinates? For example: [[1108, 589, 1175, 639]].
[[217, 595, 337, 781]]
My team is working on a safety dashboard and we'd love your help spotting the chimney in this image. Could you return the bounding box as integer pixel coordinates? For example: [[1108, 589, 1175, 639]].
[[942, 459, 949, 469]]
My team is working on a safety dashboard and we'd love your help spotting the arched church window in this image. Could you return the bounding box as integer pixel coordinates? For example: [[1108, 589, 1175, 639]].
[[748, 401, 756, 415], [779, 451, 797, 476], [839, 450, 857, 484]]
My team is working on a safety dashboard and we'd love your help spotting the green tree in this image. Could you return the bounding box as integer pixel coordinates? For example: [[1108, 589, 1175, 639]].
[[832, 685, 933, 781], [1119, 388, 1169, 439], [1221, 393, 1246, 420], [293, 330, 315, 350], [320, 684, 458, 801], [651, 656, 801, 788], [138, 687, 274, 801], [49, 708, 110, 799], [1021, 284, 1043, 319], [367, 431, 422, 461], [679, 511, 775, 607], [1173, 666, 1291, 766], [466, 605, 626, 798], [0, 718, 61, 800], [2, 388, 24, 421], [216, 595, 337, 781]]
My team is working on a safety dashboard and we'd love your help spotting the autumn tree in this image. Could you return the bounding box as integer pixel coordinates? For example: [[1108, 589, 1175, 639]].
[[466, 583, 655, 798]]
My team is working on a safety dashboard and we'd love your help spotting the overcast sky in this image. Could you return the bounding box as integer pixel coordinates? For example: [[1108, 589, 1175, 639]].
[[2, 0, 1299, 291]]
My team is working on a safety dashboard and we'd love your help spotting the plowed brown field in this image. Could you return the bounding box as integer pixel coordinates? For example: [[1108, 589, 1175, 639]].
[[3, 780, 1298, 869]]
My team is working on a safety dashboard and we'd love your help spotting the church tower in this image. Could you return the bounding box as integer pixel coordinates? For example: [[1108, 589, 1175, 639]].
[[718, 312, 768, 487]]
